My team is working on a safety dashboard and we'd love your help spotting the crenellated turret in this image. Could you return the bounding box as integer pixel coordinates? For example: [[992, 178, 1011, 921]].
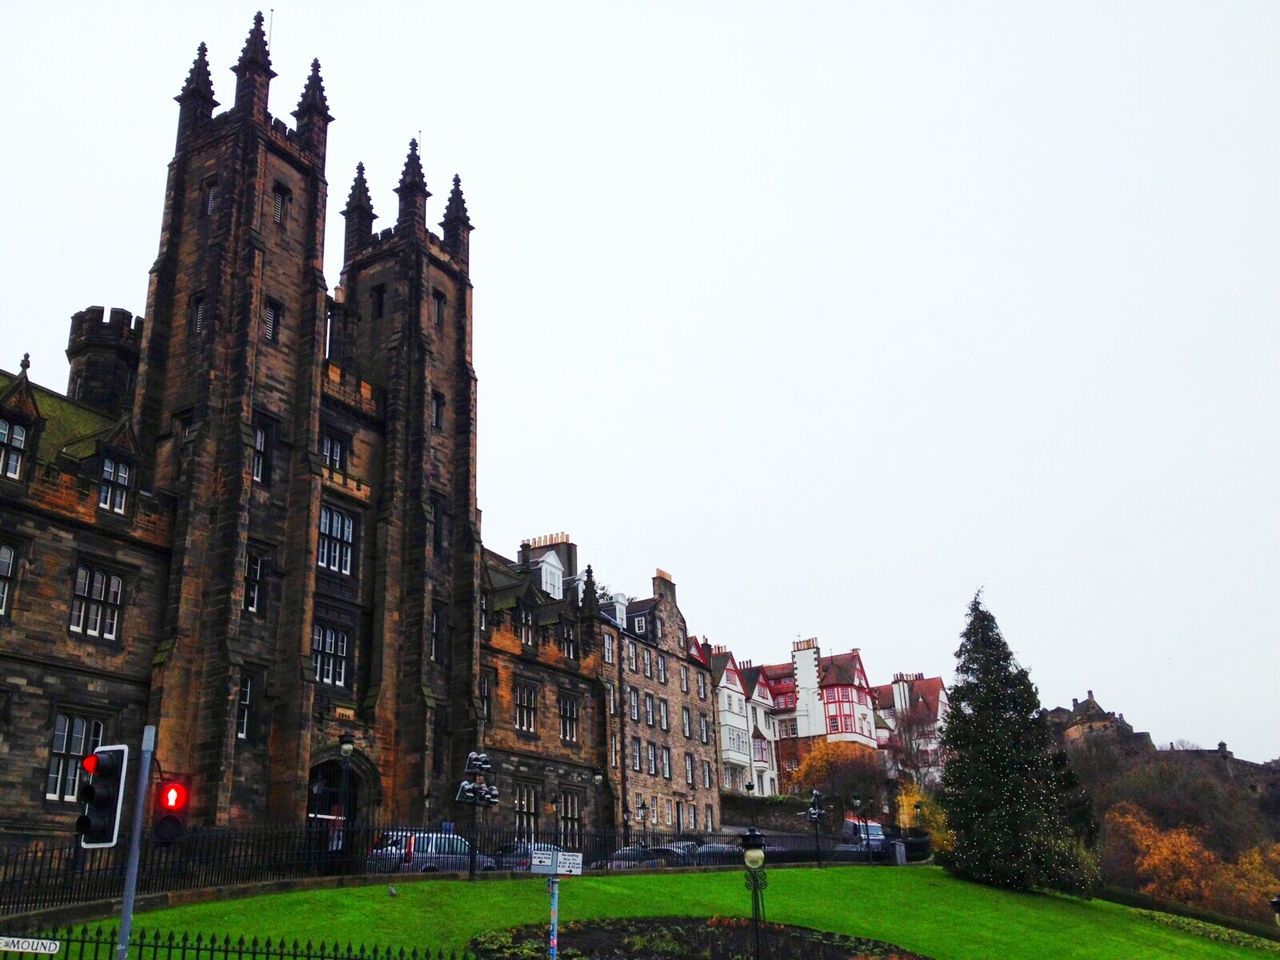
[[341, 162, 376, 262], [441, 174, 473, 264], [395, 139, 430, 233], [291, 58, 332, 166], [230, 11, 275, 121], [175, 42, 218, 148], [66, 306, 143, 417]]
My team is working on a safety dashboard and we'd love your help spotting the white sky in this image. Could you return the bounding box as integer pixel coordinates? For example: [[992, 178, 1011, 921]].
[[2, 2, 1277, 762]]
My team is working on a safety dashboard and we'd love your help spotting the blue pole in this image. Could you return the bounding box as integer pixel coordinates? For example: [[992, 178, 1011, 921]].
[[548, 876, 560, 960]]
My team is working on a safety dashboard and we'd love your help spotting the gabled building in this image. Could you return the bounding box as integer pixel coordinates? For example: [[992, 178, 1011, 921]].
[[703, 643, 751, 793], [737, 661, 780, 796], [871, 672, 949, 787], [764, 638, 877, 783]]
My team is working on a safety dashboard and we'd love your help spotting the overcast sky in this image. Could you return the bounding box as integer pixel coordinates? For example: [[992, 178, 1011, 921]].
[[2, 2, 1277, 762]]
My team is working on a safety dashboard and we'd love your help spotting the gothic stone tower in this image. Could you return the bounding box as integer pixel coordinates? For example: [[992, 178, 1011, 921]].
[[134, 15, 480, 825]]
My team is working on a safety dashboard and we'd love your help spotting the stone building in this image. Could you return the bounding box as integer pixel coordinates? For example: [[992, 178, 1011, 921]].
[[0, 16, 481, 841], [1043, 690, 1154, 753]]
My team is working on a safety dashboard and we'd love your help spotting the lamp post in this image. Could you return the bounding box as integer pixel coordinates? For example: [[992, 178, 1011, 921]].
[[456, 752, 498, 881], [592, 768, 606, 863], [745, 781, 757, 826], [851, 792, 869, 863], [638, 799, 649, 846], [1271, 893, 1279, 927], [622, 805, 632, 846], [913, 800, 923, 836], [740, 826, 767, 960], [807, 789, 824, 868], [338, 733, 354, 871]]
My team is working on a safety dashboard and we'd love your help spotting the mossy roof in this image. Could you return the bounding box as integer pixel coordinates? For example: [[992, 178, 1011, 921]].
[[0, 370, 116, 462]]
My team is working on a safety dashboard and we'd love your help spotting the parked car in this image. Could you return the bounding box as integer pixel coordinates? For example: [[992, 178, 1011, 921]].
[[835, 821, 886, 860], [493, 841, 563, 871], [693, 842, 743, 866], [590, 843, 693, 870], [366, 830, 496, 873]]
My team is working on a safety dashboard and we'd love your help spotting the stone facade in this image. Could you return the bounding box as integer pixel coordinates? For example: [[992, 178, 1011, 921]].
[[0, 17, 480, 842]]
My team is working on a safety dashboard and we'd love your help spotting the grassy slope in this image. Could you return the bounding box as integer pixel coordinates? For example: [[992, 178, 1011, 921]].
[[125, 866, 1261, 960]]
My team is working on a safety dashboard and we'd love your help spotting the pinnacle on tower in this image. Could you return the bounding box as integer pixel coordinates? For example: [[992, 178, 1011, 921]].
[[176, 42, 218, 105], [345, 163, 375, 215], [342, 162, 377, 261], [395, 139, 430, 230], [231, 11, 276, 118], [442, 174, 473, 261], [293, 59, 332, 121]]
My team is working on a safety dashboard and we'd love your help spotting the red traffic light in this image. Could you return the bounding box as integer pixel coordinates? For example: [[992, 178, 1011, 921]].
[[157, 780, 188, 811], [81, 753, 100, 777]]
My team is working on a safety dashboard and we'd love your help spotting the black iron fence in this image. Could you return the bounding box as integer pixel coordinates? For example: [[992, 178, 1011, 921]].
[[0, 823, 930, 918], [0, 925, 473, 960]]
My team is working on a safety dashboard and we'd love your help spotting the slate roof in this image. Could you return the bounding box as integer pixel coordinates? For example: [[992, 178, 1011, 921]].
[[0, 369, 115, 462]]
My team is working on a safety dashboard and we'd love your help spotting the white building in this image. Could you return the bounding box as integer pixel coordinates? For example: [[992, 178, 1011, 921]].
[[737, 661, 780, 796], [872, 672, 949, 787], [703, 643, 753, 793]]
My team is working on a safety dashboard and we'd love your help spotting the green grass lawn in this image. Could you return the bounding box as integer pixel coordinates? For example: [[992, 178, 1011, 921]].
[[122, 866, 1266, 960]]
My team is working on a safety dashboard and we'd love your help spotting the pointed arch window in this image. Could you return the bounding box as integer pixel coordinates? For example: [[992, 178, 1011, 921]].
[[317, 505, 355, 576], [70, 563, 123, 641], [98, 457, 130, 514]]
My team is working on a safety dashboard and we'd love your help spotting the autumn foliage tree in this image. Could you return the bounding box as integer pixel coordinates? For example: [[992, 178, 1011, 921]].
[[789, 740, 886, 820]]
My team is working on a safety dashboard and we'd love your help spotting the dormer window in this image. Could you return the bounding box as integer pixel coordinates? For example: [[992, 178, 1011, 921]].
[[98, 457, 130, 514], [0, 418, 27, 480], [518, 608, 535, 647], [539, 551, 564, 600], [635, 616, 646, 634]]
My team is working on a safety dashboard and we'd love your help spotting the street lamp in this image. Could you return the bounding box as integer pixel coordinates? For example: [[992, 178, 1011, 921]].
[[913, 800, 923, 836], [638, 799, 649, 846], [338, 733, 355, 868], [744, 781, 757, 827], [622, 805, 632, 845], [456, 752, 498, 881], [807, 789, 824, 868], [739, 827, 768, 960], [591, 768, 606, 863]]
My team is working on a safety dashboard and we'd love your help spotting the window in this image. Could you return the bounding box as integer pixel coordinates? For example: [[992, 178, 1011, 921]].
[[513, 782, 538, 840], [45, 714, 103, 801], [317, 505, 354, 575], [661, 747, 671, 779], [558, 694, 579, 743], [659, 698, 669, 731], [372, 284, 386, 319], [699, 714, 710, 744], [681, 706, 691, 738], [70, 564, 123, 641], [642, 648, 652, 678], [646, 742, 657, 775], [558, 790, 581, 848], [518, 608, 535, 646], [685, 753, 694, 785], [753, 738, 770, 763], [479, 593, 487, 632], [515, 683, 537, 733], [605, 682, 616, 716], [430, 606, 446, 664], [264, 300, 281, 342], [697, 672, 707, 699], [0, 418, 27, 480], [236, 674, 252, 739], [480, 671, 492, 723], [272, 184, 290, 225], [311, 623, 348, 687], [321, 433, 346, 472], [627, 641, 637, 671], [657, 655, 667, 683], [705, 804, 714, 832], [679, 665, 689, 693], [98, 457, 130, 514], [644, 693, 654, 727], [703, 760, 713, 789], [630, 737, 641, 771], [430, 494, 445, 554], [629, 687, 639, 721], [433, 290, 447, 328], [828, 716, 840, 733], [664, 799, 673, 825], [558, 623, 577, 661], [635, 616, 646, 634], [610, 733, 619, 768], [203, 179, 217, 216], [0, 543, 14, 616], [690, 804, 697, 831], [656, 617, 664, 639], [603, 633, 614, 664], [190, 294, 206, 334], [244, 549, 264, 612], [251, 422, 270, 483], [431, 392, 445, 430]]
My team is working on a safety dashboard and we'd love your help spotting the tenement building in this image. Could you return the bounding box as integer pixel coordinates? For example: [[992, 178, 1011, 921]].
[[0, 16, 487, 842]]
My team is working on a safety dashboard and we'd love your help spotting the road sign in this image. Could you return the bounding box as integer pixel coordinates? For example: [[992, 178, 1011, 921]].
[[557, 852, 583, 875], [530, 849, 556, 874], [0, 938, 59, 954]]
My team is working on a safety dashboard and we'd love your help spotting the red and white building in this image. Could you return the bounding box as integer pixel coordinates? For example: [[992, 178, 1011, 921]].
[[872, 672, 949, 786]]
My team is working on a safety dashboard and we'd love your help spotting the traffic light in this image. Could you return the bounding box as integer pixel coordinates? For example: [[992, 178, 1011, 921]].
[[153, 777, 189, 844], [75, 744, 129, 849]]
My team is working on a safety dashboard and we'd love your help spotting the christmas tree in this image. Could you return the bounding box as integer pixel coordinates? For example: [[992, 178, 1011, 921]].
[[939, 595, 1099, 893]]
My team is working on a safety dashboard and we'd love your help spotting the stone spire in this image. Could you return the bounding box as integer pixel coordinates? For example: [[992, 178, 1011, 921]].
[[174, 43, 218, 147], [231, 12, 276, 119], [292, 58, 333, 163], [341, 162, 377, 261], [442, 174, 473, 262], [582, 564, 598, 614], [395, 139, 430, 231]]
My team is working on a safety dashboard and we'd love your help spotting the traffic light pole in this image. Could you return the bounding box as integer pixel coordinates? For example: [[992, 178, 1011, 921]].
[[116, 725, 155, 960]]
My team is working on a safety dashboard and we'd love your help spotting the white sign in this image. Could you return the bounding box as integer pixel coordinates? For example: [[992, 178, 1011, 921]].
[[530, 849, 556, 874], [0, 938, 60, 954], [557, 852, 583, 875]]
